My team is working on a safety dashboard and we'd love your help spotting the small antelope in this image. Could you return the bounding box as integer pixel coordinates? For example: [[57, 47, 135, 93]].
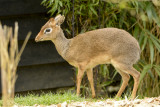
[[35, 14, 140, 99]]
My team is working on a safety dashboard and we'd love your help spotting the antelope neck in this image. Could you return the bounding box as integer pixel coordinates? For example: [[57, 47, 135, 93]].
[[51, 29, 71, 59]]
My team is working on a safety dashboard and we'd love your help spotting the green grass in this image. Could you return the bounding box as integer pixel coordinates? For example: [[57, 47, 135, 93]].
[[0, 92, 88, 106], [0, 91, 136, 106], [16, 92, 85, 106]]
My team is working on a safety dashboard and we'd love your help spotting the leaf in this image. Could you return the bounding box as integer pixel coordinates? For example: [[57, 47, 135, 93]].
[[59, 1, 63, 7], [151, 37, 160, 52], [80, 5, 84, 12], [89, 5, 98, 16], [100, 65, 106, 77], [55, 0, 59, 8], [112, 13, 117, 21], [154, 65, 160, 77], [151, 4, 160, 27], [147, 69, 154, 80], [140, 64, 152, 82], [101, 81, 113, 87], [138, 32, 144, 48], [148, 39, 154, 65], [48, 6, 57, 15], [146, 30, 160, 43], [141, 35, 148, 51], [133, 25, 140, 39], [134, 64, 142, 72], [146, 30, 160, 52], [65, 29, 71, 35], [146, 3, 153, 23], [153, 17, 160, 27], [41, 0, 47, 5], [112, 70, 118, 80], [92, 0, 99, 6], [57, 7, 62, 14], [133, 1, 139, 14]]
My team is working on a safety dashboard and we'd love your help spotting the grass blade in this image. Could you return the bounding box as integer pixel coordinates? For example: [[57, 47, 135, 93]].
[[154, 65, 160, 77], [140, 64, 152, 82], [148, 39, 154, 65]]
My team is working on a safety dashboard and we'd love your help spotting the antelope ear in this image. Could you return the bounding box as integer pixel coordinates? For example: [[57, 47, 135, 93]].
[[55, 14, 62, 21], [54, 14, 65, 26]]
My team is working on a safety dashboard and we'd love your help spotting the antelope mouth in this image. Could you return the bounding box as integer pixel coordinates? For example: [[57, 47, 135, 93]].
[[35, 37, 44, 42]]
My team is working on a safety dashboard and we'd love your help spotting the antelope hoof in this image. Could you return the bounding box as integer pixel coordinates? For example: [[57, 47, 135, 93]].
[[114, 96, 120, 100], [131, 96, 136, 100], [92, 94, 96, 98], [76, 93, 80, 97]]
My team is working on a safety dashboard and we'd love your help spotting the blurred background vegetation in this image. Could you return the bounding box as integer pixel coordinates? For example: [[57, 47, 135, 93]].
[[41, 0, 160, 98]]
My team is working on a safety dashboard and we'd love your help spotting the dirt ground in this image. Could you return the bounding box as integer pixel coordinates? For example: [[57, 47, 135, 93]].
[[15, 96, 160, 107]]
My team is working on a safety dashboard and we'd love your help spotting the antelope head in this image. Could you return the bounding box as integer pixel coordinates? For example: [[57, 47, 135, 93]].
[[35, 14, 65, 42]]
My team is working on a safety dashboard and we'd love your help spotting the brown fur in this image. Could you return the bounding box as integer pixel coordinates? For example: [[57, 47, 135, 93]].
[[35, 14, 141, 99]]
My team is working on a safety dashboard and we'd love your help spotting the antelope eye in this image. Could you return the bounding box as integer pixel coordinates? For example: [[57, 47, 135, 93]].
[[46, 29, 50, 32], [44, 28, 52, 34]]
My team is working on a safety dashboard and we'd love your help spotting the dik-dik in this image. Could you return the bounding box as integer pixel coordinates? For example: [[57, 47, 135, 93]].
[[35, 14, 140, 99]]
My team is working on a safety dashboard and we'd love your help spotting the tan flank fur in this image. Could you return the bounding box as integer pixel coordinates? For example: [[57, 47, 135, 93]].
[[35, 14, 141, 99]]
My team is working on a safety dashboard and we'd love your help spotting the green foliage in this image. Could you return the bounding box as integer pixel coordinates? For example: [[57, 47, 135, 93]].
[[42, 0, 160, 97]]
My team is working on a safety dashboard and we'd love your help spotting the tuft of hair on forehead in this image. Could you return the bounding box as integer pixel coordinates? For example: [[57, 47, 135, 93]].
[[46, 14, 64, 26]]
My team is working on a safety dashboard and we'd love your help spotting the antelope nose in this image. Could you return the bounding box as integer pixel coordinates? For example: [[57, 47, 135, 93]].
[[35, 37, 39, 42]]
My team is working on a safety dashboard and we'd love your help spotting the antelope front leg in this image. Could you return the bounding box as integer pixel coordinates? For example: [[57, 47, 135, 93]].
[[86, 68, 95, 98], [76, 68, 85, 97]]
